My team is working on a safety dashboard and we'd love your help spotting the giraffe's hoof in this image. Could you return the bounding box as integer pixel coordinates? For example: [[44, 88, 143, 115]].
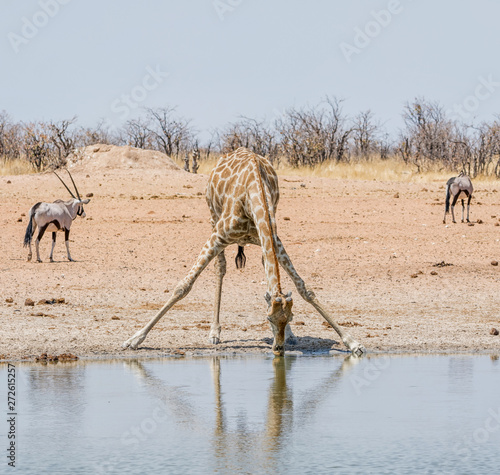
[[209, 336, 220, 345], [36, 259, 43, 263], [122, 334, 145, 350], [343, 336, 366, 357], [49, 258, 54, 263]]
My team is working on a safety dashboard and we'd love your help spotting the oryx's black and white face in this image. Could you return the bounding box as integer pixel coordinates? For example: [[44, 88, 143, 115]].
[[76, 199, 90, 218]]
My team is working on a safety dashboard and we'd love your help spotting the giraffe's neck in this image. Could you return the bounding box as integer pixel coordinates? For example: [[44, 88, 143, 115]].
[[251, 157, 282, 297]]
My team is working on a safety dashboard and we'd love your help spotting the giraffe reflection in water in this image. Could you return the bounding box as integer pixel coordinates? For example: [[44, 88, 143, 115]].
[[126, 355, 359, 470]]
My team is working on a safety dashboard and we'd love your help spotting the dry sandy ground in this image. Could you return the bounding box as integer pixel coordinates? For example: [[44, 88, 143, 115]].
[[1, 149, 500, 361]]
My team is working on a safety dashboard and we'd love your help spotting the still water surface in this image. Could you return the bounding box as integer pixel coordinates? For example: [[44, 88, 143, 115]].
[[1, 354, 499, 474]]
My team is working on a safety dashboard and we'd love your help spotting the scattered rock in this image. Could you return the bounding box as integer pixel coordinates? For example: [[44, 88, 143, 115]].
[[283, 217, 290, 221], [490, 328, 499, 336], [468, 223, 475, 226], [24, 298, 35, 306], [300, 183, 306, 188], [37, 298, 65, 305], [35, 352, 78, 362], [477, 219, 483, 224], [339, 321, 362, 327], [111, 316, 120, 320], [294, 321, 305, 325], [17, 217, 22, 222], [491, 261, 498, 266], [394, 192, 399, 198], [7, 180, 11, 184], [433, 261, 453, 268], [86, 192, 94, 197], [430, 271, 438, 275], [495, 223, 500, 227], [5, 298, 13, 303]]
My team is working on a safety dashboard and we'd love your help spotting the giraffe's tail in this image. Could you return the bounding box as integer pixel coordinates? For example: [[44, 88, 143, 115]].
[[235, 245, 246, 269]]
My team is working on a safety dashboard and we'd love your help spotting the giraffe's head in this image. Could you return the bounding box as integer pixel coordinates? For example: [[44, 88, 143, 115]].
[[265, 291, 293, 356]]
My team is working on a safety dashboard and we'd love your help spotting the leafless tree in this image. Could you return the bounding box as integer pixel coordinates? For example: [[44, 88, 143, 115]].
[[144, 107, 193, 158], [276, 96, 351, 166]]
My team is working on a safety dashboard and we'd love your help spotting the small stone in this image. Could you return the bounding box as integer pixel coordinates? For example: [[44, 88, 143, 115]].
[[86, 192, 93, 197], [490, 328, 499, 336], [5, 298, 13, 303], [491, 261, 498, 266], [430, 271, 438, 276], [283, 217, 290, 221], [394, 192, 399, 198], [7, 180, 11, 184], [17, 218, 22, 222], [111, 316, 120, 320], [25, 298, 35, 306], [410, 274, 418, 278], [477, 219, 483, 224]]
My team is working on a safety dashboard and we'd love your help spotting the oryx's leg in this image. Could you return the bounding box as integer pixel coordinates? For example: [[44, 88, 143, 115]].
[[49, 232, 57, 262], [64, 229, 74, 262], [35, 224, 48, 263], [275, 236, 365, 356], [451, 194, 459, 223], [209, 251, 226, 344], [466, 193, 472, 222], [123, 232, 228, 350]]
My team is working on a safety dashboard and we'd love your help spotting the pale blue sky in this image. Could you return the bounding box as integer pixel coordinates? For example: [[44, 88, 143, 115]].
[[2, 0, 500, 139]]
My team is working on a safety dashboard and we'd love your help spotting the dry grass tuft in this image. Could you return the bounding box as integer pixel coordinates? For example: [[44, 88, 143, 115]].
[[0, 158, 35, 176]]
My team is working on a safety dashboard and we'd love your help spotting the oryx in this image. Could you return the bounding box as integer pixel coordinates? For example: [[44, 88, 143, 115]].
[[443, 173, 473, 224], [23, 169, 90, 262]]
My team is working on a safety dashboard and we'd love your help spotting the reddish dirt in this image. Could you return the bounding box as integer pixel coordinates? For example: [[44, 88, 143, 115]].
[[1, 152, 500, 360]]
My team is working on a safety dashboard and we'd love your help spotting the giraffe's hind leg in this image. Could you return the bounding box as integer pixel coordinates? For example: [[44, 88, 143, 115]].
[[123, 232, 227, 350], [209, 251, 226, 344], [274, 237, 365, 356]]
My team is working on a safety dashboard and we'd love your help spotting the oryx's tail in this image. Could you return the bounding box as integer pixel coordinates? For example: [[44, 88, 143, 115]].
[[23, 203, 40, 247], [445, 185, 451, 213]]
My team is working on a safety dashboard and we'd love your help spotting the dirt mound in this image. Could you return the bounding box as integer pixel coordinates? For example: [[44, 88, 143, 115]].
[[67, 144, 180, 172]]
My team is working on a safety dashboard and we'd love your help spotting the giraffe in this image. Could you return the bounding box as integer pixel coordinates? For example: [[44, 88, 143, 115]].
[[123, 147, 365, 356]]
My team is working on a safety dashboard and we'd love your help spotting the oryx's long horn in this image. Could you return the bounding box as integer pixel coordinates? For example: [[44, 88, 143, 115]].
[[53, 170, 76, 199], [65, 169, 81, 201]]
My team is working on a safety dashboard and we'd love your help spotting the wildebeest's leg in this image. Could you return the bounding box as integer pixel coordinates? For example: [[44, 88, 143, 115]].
[[49, 232, 57, 262], [123, 232, 228, 350], [466, 193, 472, 222], [274, 236, 365, 356], [35, 224, 48, 263], [451, 194, 460, 223], [461, 199, 465, 223], [209, 251, 226, 344], [64, 229, 74, 262]]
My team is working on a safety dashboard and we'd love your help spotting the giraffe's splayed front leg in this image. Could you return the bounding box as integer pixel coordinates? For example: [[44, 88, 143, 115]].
[[266, 292, 293, 356]]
